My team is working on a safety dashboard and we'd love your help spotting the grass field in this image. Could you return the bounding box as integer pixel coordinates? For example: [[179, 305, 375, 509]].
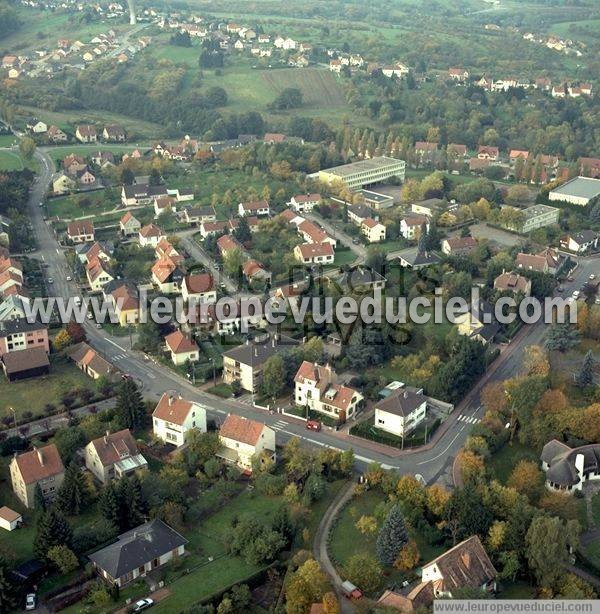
[[0, 361, 95, 423], [0, 150, 26, 171], [0, 135, 19, 147], [46, 144, 143, 163], [486, 442, 539, 484], [47, 190, 119, 219]]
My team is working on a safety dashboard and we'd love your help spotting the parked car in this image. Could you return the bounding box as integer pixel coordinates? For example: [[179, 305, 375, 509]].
[[306, 420, 321, 432], [47, 277, 54, 284], [132, 598, 154, 612], [25, 593, 36, 610], [572, 290, 580, 299], [341, 580, 363, 600], [66, 275, 72, 281]]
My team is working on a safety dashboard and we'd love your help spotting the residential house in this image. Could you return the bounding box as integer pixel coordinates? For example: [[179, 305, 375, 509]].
[[347, 203, 375, 226], [151, 257, 184, 294], [75, 124, 98, 143], [67, 220, 95, 244], [294, 361, 363, 421], [119, 211, 142, 236], [68, 341, 116, 380], [420, 536, 496, 599], [289, 194, 321, 212], [76, 240, 112, 264], [374, 387, 427, 437], [297, 220, 337, 246], [336, 266, 386, 293], [0, 318, 49, 357], [153, 195, 177, 218], [222, 334, 298, 392], [454, 298, 500, 345], [152, 393, 207, 447], [52, 173, 77, 195], [447, 143, 468, 159], [238, 200, 270, 217], [183, 206, 216, 226], [559, 231, 598, 254], [138, 224, 166, 248], [90, 151, 115, 167], [509, 149, 529, 166], [541, 440, 600, 493], [493, 271, 532, 296], [477, 145, 499, 161], [102, 125, 126, 142], [89, 519, 187, 587], [263, 133, 287, 144], [155, 238, 183, 265], [414, 141, 438, 162], [76, 167, 97, 187], [10, 444, 65, 509], [85, 429, 147, 484], [515, 252, 548, 274], [243, 260, 271, 284], [217, 414, 276, 472], [87, 258, 114, 291], [47, 126, 68, 143], [441, 236, 478, 256], [63, 154, 87, 175], [121, 184, 169, 207], [26, 119, 48, 134], [217, 234, 244, 258], [104, 280, 140, 326], [181, 273, 216, 304], [448, 67, 469, 82], [294, 242, 334, 265], [361, 218, 386, 243], [164, 329, 199, 365], [400, 214, 429, 240]]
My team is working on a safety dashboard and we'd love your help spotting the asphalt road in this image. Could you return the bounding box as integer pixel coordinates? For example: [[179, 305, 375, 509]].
[[25, 148, 600, 485]]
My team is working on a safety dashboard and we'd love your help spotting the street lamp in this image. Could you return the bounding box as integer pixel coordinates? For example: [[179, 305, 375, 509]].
[[208, 357, 216, 386], [9, 406, 16, 430]]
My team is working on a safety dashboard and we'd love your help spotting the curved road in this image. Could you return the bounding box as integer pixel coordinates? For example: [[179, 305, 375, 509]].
[[23, 147, 600, 485]]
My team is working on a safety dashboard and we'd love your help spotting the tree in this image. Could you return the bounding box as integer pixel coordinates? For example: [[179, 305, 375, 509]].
[[53, 328, 73, 351], [121, 474, 147, 529], [54, 426, 86, 464], [394, 540, 420, 571], [57, 462, 90, 515], [270, 88, 303, 110], [223, 246, 245, 278], [376, 505, 408, 566], [115, 378, 146, 430], [505, 184, 530, 206], [545, 324, 580, 353], [260, 355, 286, 400], [34, 483, 47, 512], [285, 558, 330, 614], [507, 460, 544, 503], [364, 246, 386, 274], [575, 350, 595, 388], [134, 321, 162, 354], [19, 136, 36, 160], [234, 215, 252, 244], [322, 592, 340, 614], [355, 515, 378, 535], [47, 545, 79, 573], [65, 320, 86, 344], [526, 516, 579, 589], [99, 481, 119, 526], [523, 345, 550, 377], [343, 554, 383, 593], [34, 509, 73, 560], [0, 558, 17, 613]]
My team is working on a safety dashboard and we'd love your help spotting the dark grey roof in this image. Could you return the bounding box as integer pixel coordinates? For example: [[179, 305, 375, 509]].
[[399, 249, 441, 267], [541, 440, 600, 487], [478, 322, 500, 342], [0, 317, 46, 336], [122, 184, 168, 199], [347, 203, 374, 219], [88, 519, 187, 579], [376, 389, 426, 417], [186, 206, 215, 217], [103, 279, 138, 297], [337, 266, 385, 290], [222, 334, 298, 367], [572, 230, 598, 244]]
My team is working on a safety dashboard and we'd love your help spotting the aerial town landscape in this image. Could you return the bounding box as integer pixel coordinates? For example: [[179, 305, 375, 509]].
[[0, 0, 599, 611]]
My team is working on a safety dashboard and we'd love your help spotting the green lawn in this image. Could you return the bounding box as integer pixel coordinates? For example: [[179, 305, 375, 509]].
[[0, 150, 25, 171], [333, 249, 359, 267], [46, 144, 143, 163], [592, 494, 600, 526], [0, 135, 18, 147], [0, 360, 96, 423], [47, 190, 119, 219], [486, 442, 539, 484]]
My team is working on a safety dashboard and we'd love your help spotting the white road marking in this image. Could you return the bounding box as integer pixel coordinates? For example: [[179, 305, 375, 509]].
[[106, 339, 126, 352], [56, 248, 60, 254]]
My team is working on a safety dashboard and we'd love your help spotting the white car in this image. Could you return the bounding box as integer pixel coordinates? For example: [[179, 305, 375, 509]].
[[572, 290, 580, 299], [590, 274, 596, 281], [25, 593, 36, 610], [66, 275, 72, 281], [132, 598, 154, 612], [87, 312, 94, 320]]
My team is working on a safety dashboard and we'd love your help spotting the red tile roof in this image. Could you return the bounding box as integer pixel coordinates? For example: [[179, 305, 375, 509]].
[[165, 330, 197, 354], [184, 273, 213, 294], [90, 429, 139, 467], [153, 392, 195, 425], [220, 414, 265, 446], [13, 444, 64, 484]]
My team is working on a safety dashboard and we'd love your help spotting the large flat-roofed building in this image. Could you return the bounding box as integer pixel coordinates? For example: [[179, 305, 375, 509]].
[[521, 204, 560, 233], [549, 176, 600, 207], [360, 189, 395, 210], [318, 156, 406, 190]]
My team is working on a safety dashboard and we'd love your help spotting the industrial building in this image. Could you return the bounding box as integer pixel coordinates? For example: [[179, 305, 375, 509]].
[[548, 176, 600, 207], [317, 156, 406, 190]]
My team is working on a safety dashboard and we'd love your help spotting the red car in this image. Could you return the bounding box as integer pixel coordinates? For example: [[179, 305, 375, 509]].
[[306, 420, 322, 432]]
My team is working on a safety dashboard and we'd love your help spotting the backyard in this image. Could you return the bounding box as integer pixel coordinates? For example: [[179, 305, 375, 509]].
[[0, 360, 97, 424]]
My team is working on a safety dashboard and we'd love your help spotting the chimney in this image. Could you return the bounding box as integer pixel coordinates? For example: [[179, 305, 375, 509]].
[[404, 391, 408, 398], [36, 446, 44, 466], [168, 395, 173, 406], [104, 431, 110, 445]]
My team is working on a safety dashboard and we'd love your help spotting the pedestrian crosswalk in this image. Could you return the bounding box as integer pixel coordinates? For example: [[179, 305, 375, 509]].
[[271, 420, 289, 432], [457, 415, 481, 424], [113, 353, 127, 361]]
